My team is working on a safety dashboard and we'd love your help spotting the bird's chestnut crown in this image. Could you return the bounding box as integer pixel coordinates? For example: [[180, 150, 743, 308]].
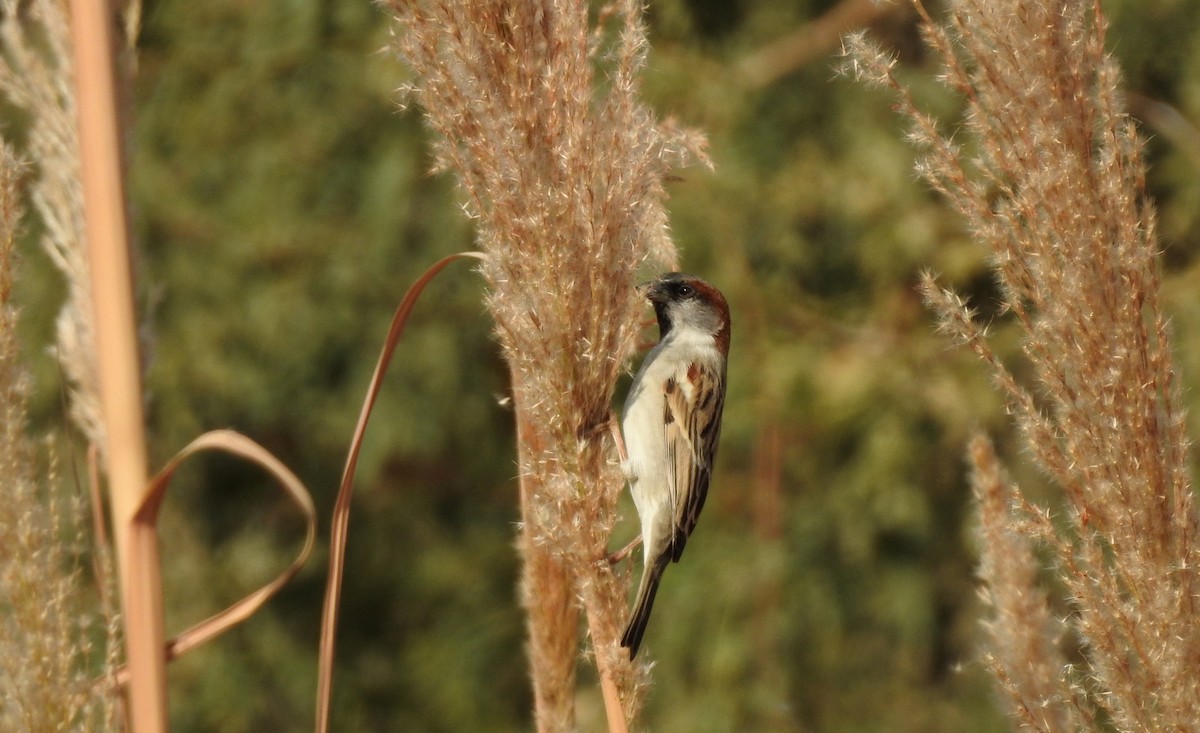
[[643, 272, 730, 351]]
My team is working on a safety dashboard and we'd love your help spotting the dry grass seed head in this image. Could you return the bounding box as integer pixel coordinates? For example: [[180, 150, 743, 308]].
[[0, 140, 114, 732], [850, 0, 1200, 728], [0, 0, 104, 458], [386, 0, 706, 718]]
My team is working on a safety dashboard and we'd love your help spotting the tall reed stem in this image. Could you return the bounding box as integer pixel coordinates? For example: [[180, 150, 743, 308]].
[[512, 401, 579, 731], [68, 0, 166, 729]]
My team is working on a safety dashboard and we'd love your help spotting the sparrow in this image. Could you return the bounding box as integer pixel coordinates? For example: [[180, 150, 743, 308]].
[[618, 272, 730, 659]]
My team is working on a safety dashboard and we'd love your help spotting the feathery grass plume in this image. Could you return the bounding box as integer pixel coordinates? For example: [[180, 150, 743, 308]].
[[969, 435, 1087, 732], [0, 0, 104, 456], [383, 0, 707, 727], [847, 0, 1200, 729], [0, 143, 113, 732]]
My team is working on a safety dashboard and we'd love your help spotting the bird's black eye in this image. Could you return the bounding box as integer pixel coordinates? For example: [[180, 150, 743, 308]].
[[676, 284, 694, 298]]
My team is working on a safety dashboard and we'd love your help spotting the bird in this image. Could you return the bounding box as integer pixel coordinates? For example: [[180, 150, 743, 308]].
[[617, 271, 730, 659]]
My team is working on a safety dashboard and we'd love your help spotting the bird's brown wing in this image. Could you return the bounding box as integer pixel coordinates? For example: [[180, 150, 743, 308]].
[[662, 362, 725, 562]]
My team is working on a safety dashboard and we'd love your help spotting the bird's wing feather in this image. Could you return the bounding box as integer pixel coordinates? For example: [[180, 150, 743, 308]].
[[662, 362, 724, 562]]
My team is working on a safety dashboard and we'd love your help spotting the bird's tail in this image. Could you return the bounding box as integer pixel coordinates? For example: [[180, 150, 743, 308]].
[[620, 557, 669, 659]]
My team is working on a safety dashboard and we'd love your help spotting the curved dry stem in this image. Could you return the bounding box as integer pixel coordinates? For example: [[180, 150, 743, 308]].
[[315, 251, 486, 733], [107, 430, 317, 687]]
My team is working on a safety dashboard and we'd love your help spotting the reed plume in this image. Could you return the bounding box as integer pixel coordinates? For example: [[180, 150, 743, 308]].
[[0, 2, 136, 728], [0, 139, 115, 732], [383, 1, 706, 727], [847, 0, 1200, 729], [0, 2, 123, 728], [0, 0, 103, 456]]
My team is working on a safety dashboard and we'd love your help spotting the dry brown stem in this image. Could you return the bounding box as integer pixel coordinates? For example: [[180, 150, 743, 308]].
[[738, 0, 903, 89], [315, 252, 485, 733]]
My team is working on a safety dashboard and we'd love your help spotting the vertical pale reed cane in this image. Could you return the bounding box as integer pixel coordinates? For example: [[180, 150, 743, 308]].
[[68, 0, 167, 730]]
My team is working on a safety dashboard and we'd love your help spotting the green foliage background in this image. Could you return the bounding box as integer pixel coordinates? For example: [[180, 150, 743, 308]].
[[13, 0, 1200, 730]]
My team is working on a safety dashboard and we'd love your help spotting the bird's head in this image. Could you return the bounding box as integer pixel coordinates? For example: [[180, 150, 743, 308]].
[[640, 272, 730, 354]]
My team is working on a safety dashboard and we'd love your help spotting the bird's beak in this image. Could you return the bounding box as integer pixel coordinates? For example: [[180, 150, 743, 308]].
[[635, 281, 654, 299]]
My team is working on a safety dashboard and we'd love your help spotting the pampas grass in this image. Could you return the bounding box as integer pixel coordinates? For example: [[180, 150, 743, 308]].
[[0, 0, 105, 456], [0, 2, 123, 727], [0, 140, 116, 732], [847, 0, 1200, 729], [383, 1, 707, 728]]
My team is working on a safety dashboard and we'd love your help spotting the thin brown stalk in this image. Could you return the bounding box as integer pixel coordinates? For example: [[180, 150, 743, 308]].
[[583, 602, 630, 733], [103, 429, 316, 689], [315, 251, 485, 733], [738, 0, 902, 89]]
